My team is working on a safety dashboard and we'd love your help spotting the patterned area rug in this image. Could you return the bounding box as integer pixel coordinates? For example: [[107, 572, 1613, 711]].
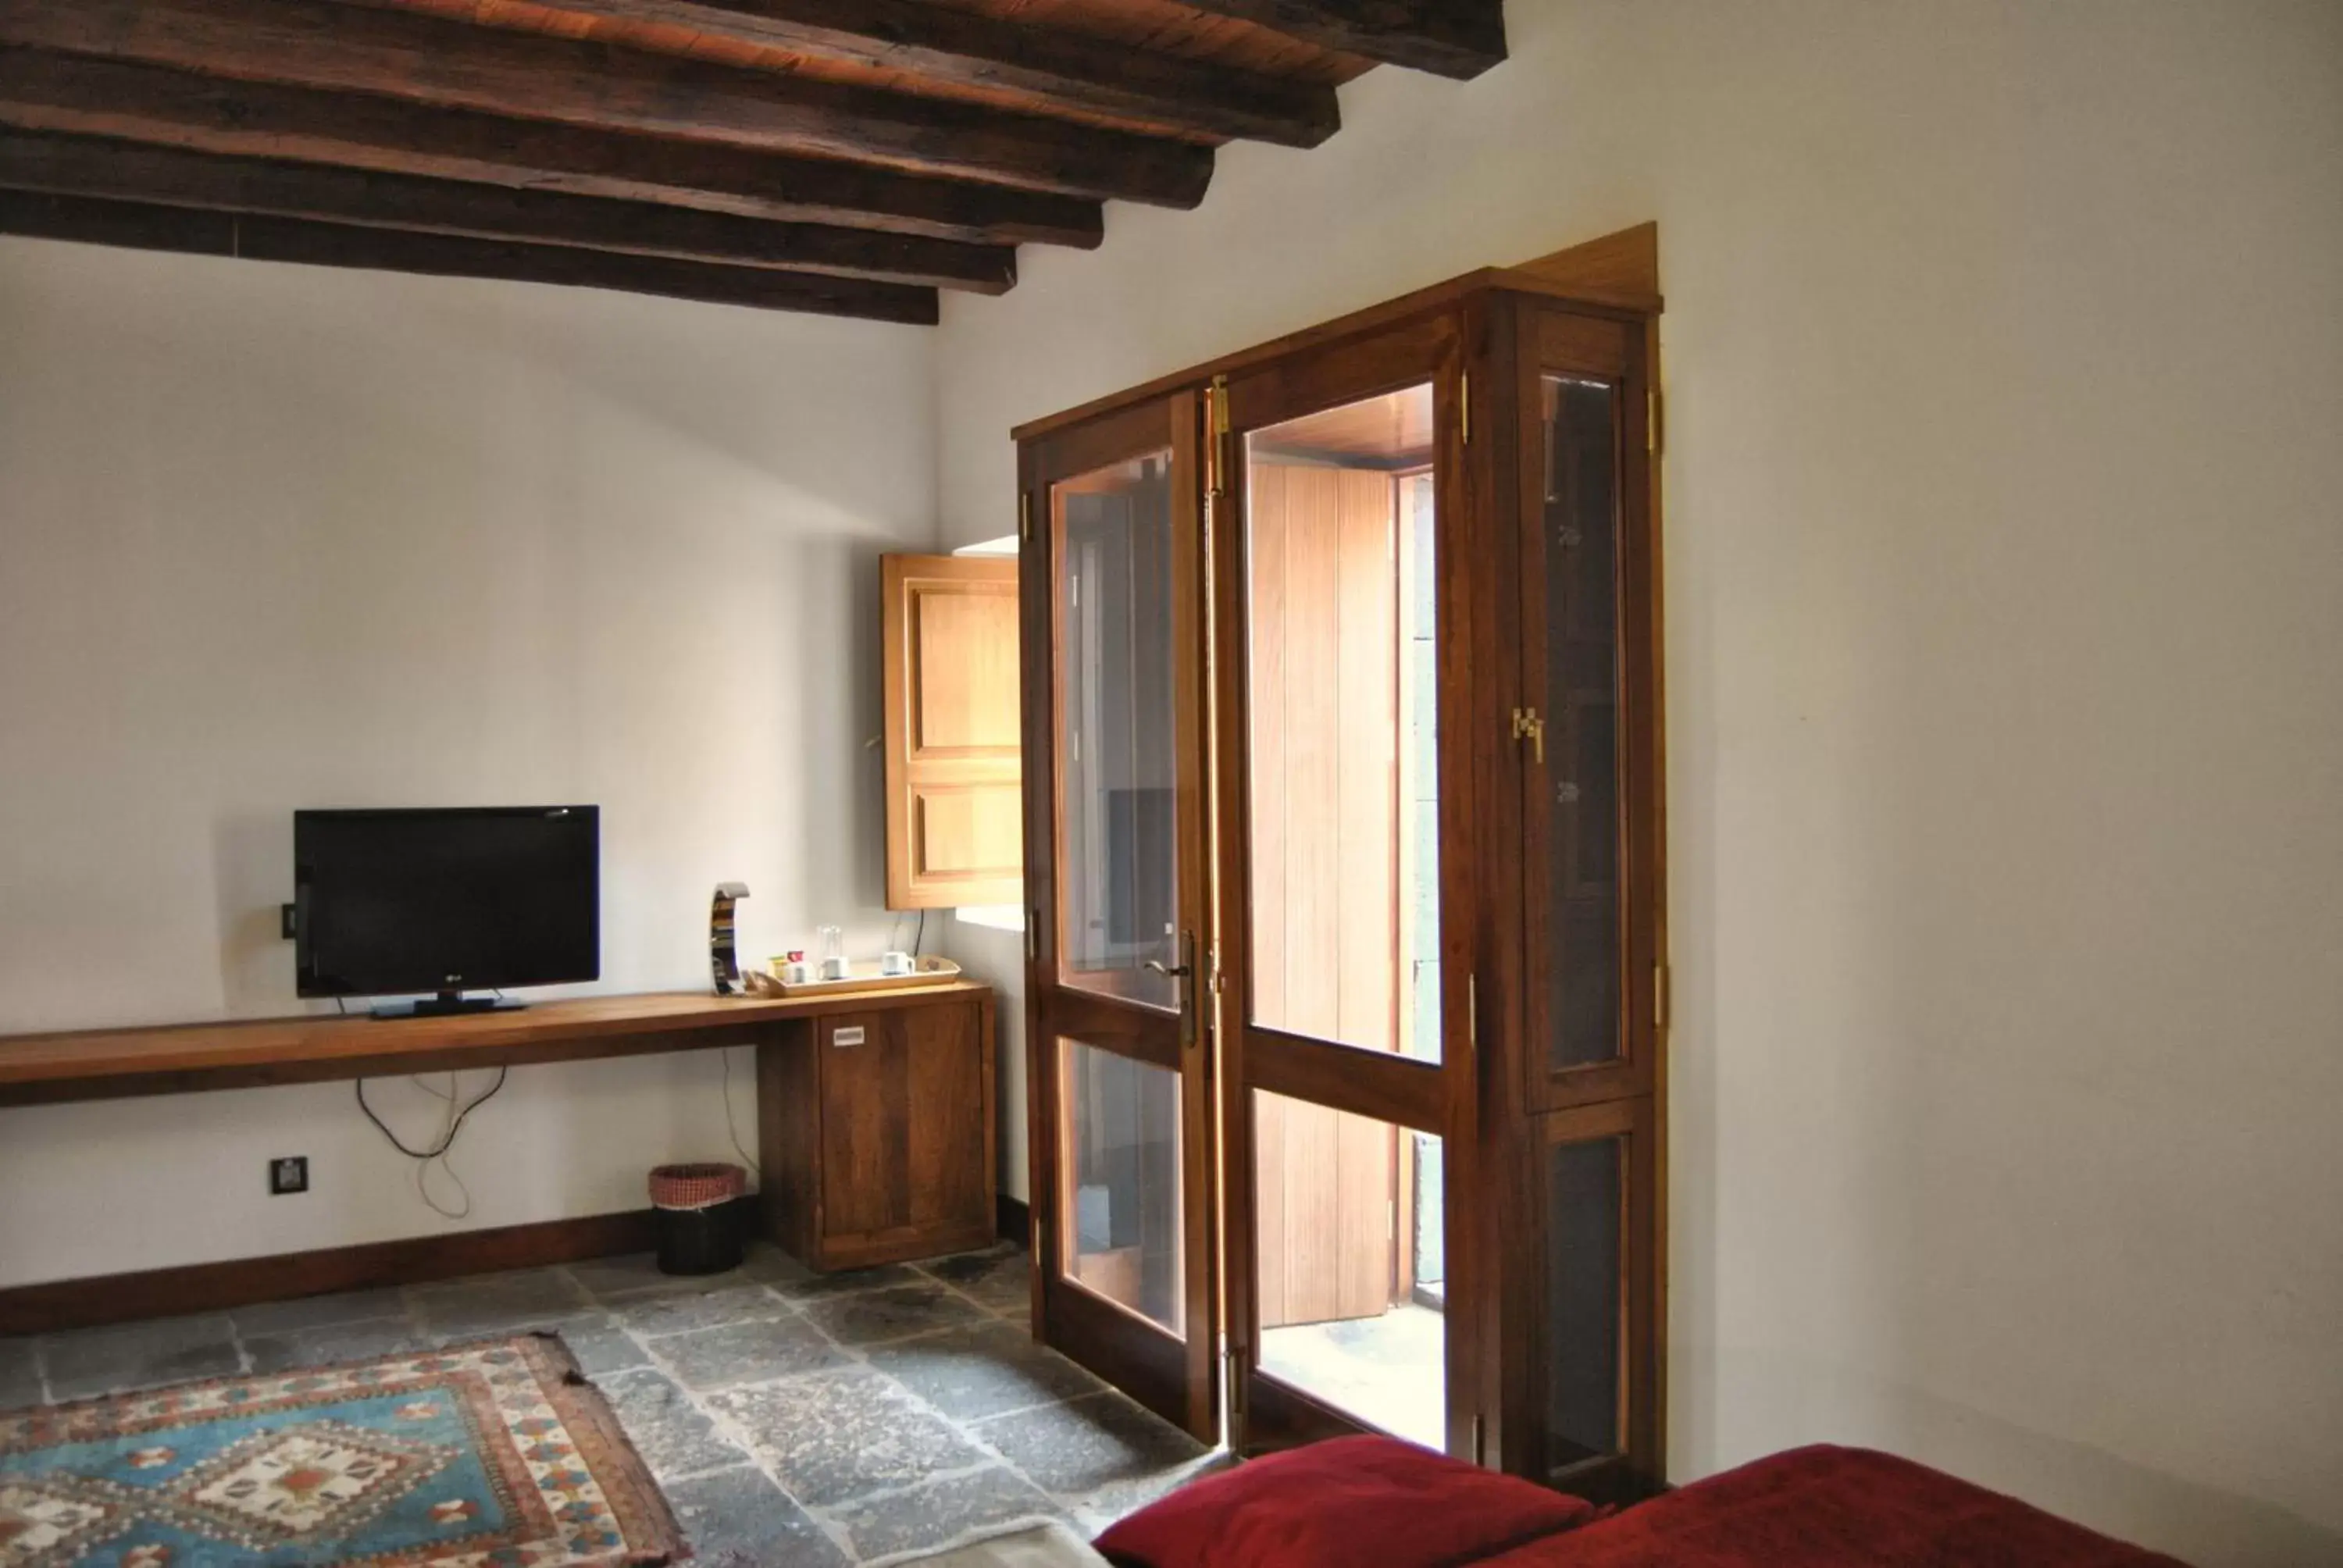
[[0, 1334, 682, 1567]]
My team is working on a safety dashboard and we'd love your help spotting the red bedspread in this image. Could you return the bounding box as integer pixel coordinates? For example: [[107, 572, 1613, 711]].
[[1098, 1438, 2190, 1568], [1480, 1445, 2190, 1567]]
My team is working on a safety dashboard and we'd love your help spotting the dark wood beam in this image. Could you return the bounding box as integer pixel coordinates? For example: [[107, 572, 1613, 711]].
[[516, 0, 1339, 148], [0, 48, 1102, 248], [0, 0, 1217, 206], [0, 189, 940, 322], [0, 130, 1015, 291], [1173, 0, 1505, 80]]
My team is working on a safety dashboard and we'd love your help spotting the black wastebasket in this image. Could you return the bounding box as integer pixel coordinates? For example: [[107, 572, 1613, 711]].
[[647, 1162, 747, 1275]]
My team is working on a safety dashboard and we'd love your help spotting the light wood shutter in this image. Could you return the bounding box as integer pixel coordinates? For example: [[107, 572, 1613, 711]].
[[883, 554, 1022, 909]]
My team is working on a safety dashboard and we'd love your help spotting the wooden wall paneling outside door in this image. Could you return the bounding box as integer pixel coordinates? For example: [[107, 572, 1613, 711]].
[[883, 554, 1022, 910], [1018, 391, 1220, 1443], [1246, 461, 1401, 1331]]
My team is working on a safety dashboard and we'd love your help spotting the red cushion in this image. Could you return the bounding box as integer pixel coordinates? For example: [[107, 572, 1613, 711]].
[[1472, 1445, 2191, 1567], [1094, 1435, 1598, 1568]]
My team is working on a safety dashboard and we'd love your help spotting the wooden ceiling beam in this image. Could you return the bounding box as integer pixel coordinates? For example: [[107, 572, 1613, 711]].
[[0, 49, 1104, 248], [0, 0, 1216, 206], [0, 188, 940, 322], [1173, 0, 1505, 80], [513, 0, 1340, 148], [0, 130, 1016, 291]]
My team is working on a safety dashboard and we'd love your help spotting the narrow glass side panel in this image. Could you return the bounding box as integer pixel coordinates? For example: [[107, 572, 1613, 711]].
[[1254, 1089, 1445, 1448], [1054, 452, 1179, 1011], [1059, 1039, 1184, 1335], [1542, 376, 1624, 1072], [1243, 385, 1441, 1063], [1546, 1133, 1624, 1466]]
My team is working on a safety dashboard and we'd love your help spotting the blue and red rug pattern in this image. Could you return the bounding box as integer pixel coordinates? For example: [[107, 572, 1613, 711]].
[[0, 1335, 680, 1567]]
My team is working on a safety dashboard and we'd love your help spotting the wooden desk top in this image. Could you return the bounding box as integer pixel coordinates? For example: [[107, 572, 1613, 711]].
[[0, 984, 992, 1107]]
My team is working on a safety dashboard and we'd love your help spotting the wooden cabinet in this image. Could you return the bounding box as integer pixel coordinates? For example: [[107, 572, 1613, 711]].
[[882, 553, 1023, 909], [758, 991, 997, 1271]]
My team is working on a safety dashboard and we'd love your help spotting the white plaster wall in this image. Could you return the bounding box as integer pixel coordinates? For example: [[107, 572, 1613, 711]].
[[0, 240, 938, 1286], [932, 2, 2343, 1562]]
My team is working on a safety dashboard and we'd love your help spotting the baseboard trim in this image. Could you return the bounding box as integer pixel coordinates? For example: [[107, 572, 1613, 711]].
[[997, 1192, 1029, 1248], [0, 1208, 659, 1337]]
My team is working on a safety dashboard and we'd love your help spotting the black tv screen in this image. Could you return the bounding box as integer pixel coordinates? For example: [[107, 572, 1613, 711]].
[[294, 807, 599, 1000]]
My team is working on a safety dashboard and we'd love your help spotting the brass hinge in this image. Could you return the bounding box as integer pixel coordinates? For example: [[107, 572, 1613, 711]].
[[1467, 972, 1477, 1047], [1655, 963, 1671, 1031], [1460, 369, 1471, 446], [1510, 705, 1545, 764], [1025, 908, 1038, 963], [1019, 490, 1032, 543], [1647, 388, 1662, 456]]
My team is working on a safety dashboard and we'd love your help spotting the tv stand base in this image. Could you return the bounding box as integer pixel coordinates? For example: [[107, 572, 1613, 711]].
[[371, 992, 526, 1020]]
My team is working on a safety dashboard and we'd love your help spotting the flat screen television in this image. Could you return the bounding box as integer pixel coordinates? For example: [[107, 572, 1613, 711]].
[[294, 806, 599, 1016]]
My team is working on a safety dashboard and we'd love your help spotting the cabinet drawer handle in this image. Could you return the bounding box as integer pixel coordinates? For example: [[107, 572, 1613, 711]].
[[833, 1026, 866, 1047]]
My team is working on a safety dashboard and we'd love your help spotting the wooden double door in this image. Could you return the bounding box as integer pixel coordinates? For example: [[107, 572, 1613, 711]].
[[1016, 280, 1662, 1488]]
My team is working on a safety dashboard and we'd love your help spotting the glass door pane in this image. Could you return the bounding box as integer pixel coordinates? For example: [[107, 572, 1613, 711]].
[[1254, 1090, 1446, 1449], [1057, 451, 1179, 1012], [1540, 376, 1624, 1074], [1060, 1037, 1185, 1335], [1545, 1133, 1622, 1467], [1243, 384, 1441, 1064]]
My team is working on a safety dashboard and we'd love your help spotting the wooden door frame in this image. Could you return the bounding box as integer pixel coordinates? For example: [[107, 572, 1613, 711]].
[[1208, 305, 1490, 1457], [1018, 391, 1221, 1443]]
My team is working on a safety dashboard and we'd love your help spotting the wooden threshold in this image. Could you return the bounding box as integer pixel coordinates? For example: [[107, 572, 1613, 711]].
[[0, 1207, 662, 1336]]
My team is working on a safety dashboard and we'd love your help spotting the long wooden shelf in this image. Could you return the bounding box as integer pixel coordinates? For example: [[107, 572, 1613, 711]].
[[0, 984, 991, 1107]]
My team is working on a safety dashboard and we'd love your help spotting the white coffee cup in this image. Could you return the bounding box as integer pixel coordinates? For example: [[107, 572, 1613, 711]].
[[880, 950, 914, 977], [820, 953, 852, 981]]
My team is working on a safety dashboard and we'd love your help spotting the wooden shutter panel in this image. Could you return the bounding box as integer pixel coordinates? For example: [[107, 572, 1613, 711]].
[[883, 554, 1022, 909]]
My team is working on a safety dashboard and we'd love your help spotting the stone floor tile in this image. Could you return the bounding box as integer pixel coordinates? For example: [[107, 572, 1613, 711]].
[[918, 1247, 1032, 1314], [767, 1261, 922, 1303], [1068, 1450, 1229, 1525], [41, 1314, 242, 1402], [544, 1315, 652, 1378], [621, 1284, 792, 1339], [242, 1319, 433, 1376], [708, 1367, 990, 1509], [971, 1391, 1207, 1499], [0, 1338, 42, 1408], [599, 1367, 754, 1479], [737, 1245, 818, 1291], [571, 1252, 745, 1302], [864, 1321, 1107, 1422], [655, 1316, 847, 1393], [665, 1465, 850, 1568], [828, 1466, 1061, 1562], [802, 1283, 989, 1347], [228, 1288, 410, 1338], [409, 1267, 591, 1335]]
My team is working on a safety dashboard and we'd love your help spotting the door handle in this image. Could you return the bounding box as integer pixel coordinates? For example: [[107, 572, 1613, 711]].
[[1150, 933, 1200, 1049]]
